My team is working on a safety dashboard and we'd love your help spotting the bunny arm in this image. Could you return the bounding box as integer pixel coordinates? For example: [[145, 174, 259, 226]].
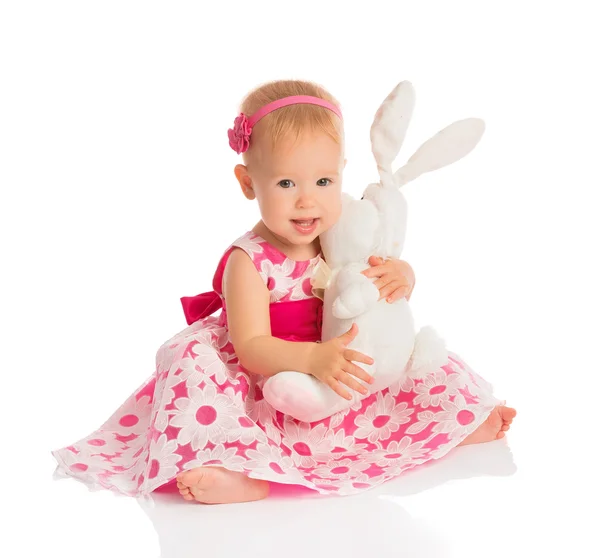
[[332, 265, 380, 320]]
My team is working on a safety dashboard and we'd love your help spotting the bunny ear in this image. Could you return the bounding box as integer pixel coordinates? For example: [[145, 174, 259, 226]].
[[394, 118, 485, 187], [371, 81, 416, 188]]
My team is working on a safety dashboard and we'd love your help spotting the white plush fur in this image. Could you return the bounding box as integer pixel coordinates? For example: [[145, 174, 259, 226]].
[[262, 81, 485, 423]]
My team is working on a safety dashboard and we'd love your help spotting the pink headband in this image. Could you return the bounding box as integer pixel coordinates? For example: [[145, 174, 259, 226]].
[[227, 95, 343, 154]]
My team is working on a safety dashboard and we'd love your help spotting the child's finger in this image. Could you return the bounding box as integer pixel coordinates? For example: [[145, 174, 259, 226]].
[[338, 371, 369, 395], [343, 361, 374, 385], [326, 376, 352, 400], [373, 276, 390, 291], [338, 323, 359, 346], [387, 286, 411, 303], [380, 280, 406, 301], [368, 255, 385, 266], [362, 264, 388, 278], [343, 349, 374, 366]]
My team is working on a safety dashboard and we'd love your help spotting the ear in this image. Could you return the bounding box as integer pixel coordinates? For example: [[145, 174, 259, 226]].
[[234, 164, 255, 200]]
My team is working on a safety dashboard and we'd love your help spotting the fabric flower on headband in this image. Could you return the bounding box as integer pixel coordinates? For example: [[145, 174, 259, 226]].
[[227, 96, 343, 154], [228, 113, 252, 154]]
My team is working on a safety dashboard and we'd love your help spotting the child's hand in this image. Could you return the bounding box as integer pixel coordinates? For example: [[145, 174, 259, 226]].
[[362, 256, 415, 303], [308, 323, 375, 400]]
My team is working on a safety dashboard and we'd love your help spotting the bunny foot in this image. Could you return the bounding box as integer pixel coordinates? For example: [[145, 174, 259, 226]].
[[408, 326, 447, 378]]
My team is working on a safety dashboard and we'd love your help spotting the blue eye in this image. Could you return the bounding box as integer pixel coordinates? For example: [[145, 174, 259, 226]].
[[317, 178, 332, 187], [278, 179, 294, 188]]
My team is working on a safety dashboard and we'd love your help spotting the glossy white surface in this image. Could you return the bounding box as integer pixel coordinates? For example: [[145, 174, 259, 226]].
[[14, 417, 598, 557]]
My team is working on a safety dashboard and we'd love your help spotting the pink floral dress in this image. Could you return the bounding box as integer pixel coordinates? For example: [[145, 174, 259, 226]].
[[52, 231, 500, 497]]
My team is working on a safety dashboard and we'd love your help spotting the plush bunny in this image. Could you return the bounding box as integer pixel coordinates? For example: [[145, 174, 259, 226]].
[[262, 80, 485, 423]]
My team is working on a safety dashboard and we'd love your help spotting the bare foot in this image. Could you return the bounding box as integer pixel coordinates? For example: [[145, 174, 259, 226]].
[[459, 405, 517, 446], [176, 467, 269, 504]]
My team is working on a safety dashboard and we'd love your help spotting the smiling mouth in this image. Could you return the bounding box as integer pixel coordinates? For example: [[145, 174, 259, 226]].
[[292, 219, 318, 227]]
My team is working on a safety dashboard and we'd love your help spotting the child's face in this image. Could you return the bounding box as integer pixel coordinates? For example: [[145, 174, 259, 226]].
[[239, 130, 345, 248]]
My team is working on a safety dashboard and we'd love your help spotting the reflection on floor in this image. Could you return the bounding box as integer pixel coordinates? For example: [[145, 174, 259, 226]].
[[139, 440, 516, 558]]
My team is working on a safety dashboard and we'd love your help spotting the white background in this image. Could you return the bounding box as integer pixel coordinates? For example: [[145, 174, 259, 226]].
[[1, 1, 599, 557]]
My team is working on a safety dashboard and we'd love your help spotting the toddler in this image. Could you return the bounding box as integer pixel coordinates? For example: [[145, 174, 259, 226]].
[[52, 79, 516, 505]]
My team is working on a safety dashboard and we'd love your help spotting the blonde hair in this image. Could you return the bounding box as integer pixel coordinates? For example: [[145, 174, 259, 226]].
[[238, 79, 344, 160]]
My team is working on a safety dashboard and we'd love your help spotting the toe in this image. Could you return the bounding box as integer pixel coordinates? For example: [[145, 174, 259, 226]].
[[501, 424, 510, 431], [496, 430, 506, 439], [178, 472, 190, 483]]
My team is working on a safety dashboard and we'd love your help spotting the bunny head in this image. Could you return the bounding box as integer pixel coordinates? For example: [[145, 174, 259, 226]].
[[320, 80, 486, 267], [319, 192, 380, 268]]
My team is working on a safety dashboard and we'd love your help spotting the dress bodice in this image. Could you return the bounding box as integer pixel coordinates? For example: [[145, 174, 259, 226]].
[[180, 231, 323, 342]]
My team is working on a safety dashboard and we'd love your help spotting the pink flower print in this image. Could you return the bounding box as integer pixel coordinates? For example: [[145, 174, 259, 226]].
[[461, 370, 496, 405], [214, 327, 232, 350], [263, 422, 282, 445], [54, 448, 92, 475], [260, 258, 297, 302], [177, 355, 213, 389], [102, 472, 136, 495], [245, 383, 277, 425], [431, 394, 481, 439], [388, 373, 416, 397], [312, 458, 371, 480], [184, 444, 246, 473], [155, 340, 184, 371], [234, 234, 265, 259], [170, 385, 240, 451], [187, 344, 239, 388], [111, 444, 147, 470], [353, 392, 413, 443], [289, 260, 319, 301], [152, 407, 170, 435], [327, 474, 373, 493], [405, 410, 437, 435], [228, 113, 252, 154], [147, 367, 179, 433], [226, 414, 268, 446], [84, 437, 108, 449], [244, 443, 305, 482], [280, 421, 334, 468], [222, 385, 244, 409], [413, 371, 460, 408], [143, 434, 182, 487], [367, 436, 428, 467], [176, 324, 213, 349], [328, 428, 370, 455], [102, 395, 152, 435]]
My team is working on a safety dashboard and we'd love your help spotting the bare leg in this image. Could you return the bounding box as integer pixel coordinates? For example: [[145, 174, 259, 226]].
[[176, 467, 269, 504]]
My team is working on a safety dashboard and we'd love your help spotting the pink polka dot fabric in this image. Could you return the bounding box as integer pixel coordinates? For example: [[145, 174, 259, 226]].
[[52, 231, 499, 497]]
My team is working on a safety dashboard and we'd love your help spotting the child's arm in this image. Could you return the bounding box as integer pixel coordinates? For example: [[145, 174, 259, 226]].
[[223, 248, 316, 377], [223, 249, 374, 399]]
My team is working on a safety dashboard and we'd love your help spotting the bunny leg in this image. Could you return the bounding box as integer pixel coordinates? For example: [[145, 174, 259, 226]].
[[408, 326, 448, 378], [263, 371, 356, 423]]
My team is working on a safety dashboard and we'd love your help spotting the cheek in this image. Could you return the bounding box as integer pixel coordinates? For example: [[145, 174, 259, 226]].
[[256, 191, 286, 218], [329, 196, 343, 222]]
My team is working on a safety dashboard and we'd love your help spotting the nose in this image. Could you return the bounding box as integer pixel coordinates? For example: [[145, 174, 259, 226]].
[[295, 185, 317, 209]]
